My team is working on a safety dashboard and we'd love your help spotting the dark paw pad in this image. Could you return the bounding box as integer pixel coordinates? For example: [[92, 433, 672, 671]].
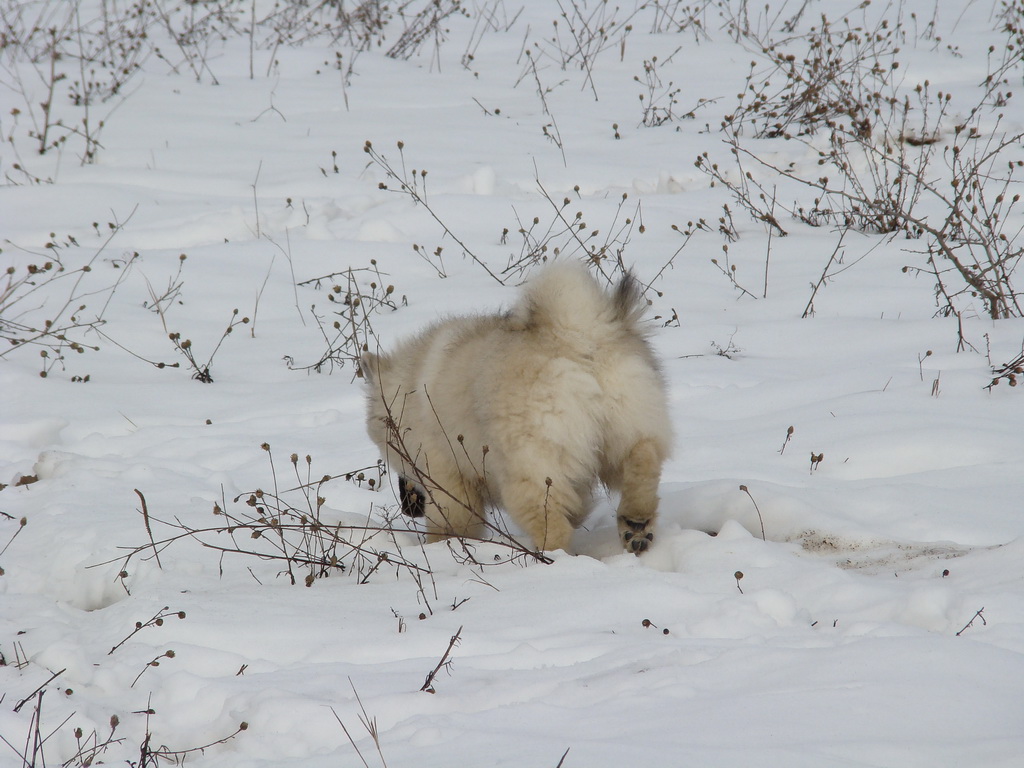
[[398, 476, 426, 518], [621, 518, 654, 554], [624, 530, 654, 553]]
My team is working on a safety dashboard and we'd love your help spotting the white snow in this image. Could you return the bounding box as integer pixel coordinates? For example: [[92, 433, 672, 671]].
[[2, 1, 1024, 766]]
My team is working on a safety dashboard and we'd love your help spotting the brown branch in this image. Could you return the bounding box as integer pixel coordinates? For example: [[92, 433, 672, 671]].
[[13, 669, 65, 713], [739, 485, 766, 541], [135, 488, 162, 570], [420, 626, 463, 693], [955, 607, 986, 636]]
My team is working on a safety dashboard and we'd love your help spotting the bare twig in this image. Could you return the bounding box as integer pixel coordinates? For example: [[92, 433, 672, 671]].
[[135, 488, 163, 570], [364, 140, 505, 284], [955, 607, 986, 636], [108, 606, 185, 655], [738, 485, 766, 541], [13, 670, 65, 713], [420, 626, 463, 693], [803, 231, 847, 318]]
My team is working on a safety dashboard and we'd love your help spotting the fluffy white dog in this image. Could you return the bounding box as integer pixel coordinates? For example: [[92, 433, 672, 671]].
[[362, 261, 672, 554]]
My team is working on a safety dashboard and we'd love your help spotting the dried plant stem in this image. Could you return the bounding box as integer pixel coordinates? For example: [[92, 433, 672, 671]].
[[956, 608, 986, 636], [420, 626, 463, 693], [135, 488, 162, 569], [739, 485, 766, 541]]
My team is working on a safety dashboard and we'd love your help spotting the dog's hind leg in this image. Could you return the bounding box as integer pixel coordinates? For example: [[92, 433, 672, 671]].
[[421, 467, 486, 544], [615, 438, 664, 554], [499, 473, 583, 553]]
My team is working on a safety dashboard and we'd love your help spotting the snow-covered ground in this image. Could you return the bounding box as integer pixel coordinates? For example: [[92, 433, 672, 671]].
[[2, 1, 1024, 765]]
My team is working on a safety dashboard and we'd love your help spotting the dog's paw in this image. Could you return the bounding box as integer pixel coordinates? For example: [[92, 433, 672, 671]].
[[619, 516, 654, 554], [398, 475, 426, 518]]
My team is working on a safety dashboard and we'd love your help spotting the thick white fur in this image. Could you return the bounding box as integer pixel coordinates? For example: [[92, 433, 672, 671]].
[[361, 261, 672, 554]]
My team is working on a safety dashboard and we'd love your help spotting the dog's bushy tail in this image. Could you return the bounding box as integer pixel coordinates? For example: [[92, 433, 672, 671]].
[[611, 267, 649, 329], [515, 261, 649, 337]]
